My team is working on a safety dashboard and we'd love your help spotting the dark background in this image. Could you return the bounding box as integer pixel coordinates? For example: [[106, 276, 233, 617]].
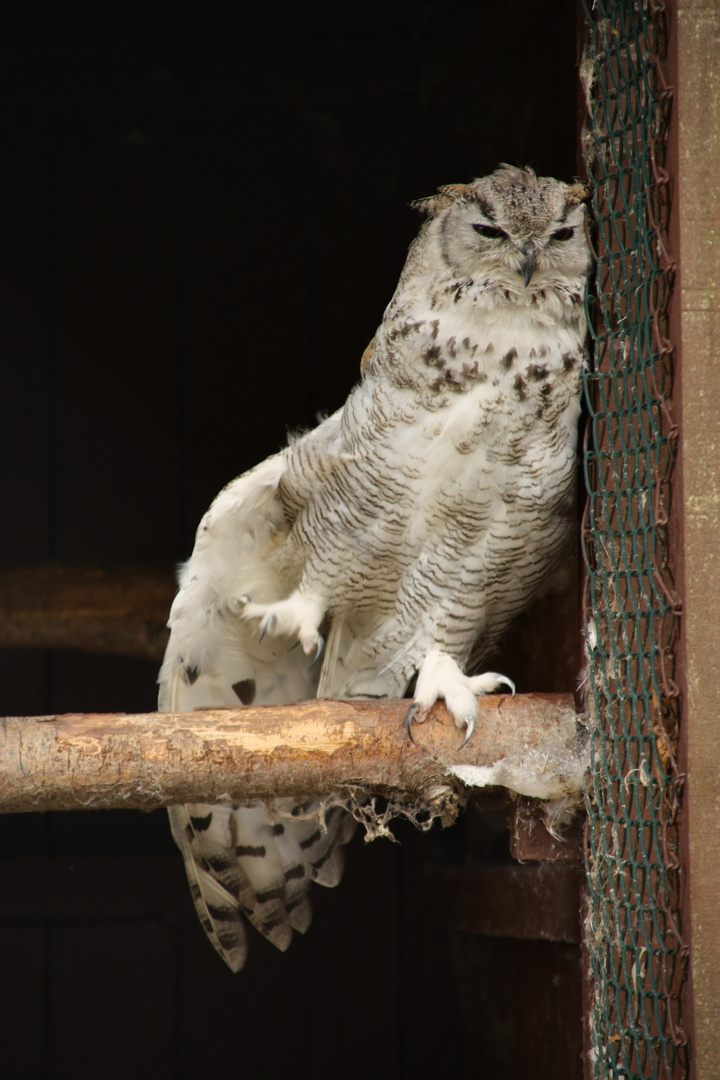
[[0, 2, 584, 1077]]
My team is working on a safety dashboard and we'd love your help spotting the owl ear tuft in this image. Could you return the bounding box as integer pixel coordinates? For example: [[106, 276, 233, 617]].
[[567, 181, 591, 205], [496, 163, 537, 185], [411, 183, 469, 218]]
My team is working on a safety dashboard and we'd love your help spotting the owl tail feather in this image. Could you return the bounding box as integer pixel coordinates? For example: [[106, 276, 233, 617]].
[[169, 799, 356, 972]]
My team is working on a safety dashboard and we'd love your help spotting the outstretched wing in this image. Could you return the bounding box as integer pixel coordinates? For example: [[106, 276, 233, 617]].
[[158, 425, 355, 972]]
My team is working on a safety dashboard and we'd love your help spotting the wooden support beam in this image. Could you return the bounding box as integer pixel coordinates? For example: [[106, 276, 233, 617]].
[[510, 796, 584, 862], [0, 693, 581, 816], [419, 862, 584, 943], [0, 566, 175, 661], [674, 1, 720, 1072]]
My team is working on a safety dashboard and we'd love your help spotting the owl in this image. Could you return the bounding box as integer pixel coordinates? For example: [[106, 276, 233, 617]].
[[158, 165, 591, 971]]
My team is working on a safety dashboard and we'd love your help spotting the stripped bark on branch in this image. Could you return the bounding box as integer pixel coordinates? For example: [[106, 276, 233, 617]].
[[0, 694, 580, 817]]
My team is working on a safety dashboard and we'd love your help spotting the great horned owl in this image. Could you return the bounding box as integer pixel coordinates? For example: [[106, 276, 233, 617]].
[[159, 165, 591, 971]]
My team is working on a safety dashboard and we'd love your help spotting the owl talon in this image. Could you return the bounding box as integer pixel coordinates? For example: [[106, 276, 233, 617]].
[[458, 715, 475, 750], [406, 701, 430, 743], [308, 634, 325, 665], [406, 702, 419, 744], [259, 614, 278, 642], [242, 591, 326, 659]]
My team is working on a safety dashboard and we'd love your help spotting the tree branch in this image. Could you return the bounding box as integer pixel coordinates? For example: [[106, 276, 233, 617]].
[[0, 694, 582, 817]]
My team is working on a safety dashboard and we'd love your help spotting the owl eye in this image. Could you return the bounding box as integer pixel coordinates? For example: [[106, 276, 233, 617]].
[[552, 227, 574, 241], [472, 224, 507, 240]]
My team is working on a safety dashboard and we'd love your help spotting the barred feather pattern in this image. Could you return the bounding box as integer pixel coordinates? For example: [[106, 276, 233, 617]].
[[159, 166, 591, 971]]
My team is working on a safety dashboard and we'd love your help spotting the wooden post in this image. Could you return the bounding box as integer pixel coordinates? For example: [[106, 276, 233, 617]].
[[674, 0, 720, 1073]]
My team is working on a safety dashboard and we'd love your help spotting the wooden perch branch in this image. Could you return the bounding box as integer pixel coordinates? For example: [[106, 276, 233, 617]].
[[0, 566, 175, 661], [0, 693, 579, 816]]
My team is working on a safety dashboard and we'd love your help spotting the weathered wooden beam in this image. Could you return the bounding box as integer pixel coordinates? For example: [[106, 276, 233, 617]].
[[0, 566, 175, 661], [0, 694, 582, 816], [510, 797, 584, 862], [418, 862, 584, 943]]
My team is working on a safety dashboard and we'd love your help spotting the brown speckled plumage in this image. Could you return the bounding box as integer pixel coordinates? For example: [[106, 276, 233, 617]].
[[159, 166, 592, 971]]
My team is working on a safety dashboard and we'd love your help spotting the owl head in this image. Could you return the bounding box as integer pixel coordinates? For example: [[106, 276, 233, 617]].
[[413, 166, 591, 288]]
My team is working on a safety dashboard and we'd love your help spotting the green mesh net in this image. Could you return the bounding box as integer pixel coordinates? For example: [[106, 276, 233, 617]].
[[581, 1, 687, 1077]]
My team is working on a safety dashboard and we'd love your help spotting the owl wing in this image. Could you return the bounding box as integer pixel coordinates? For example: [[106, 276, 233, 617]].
[[159, 424, 355, 973]]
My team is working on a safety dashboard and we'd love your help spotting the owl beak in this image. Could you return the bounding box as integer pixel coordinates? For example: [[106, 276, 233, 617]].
[[519, 248, 536, 287]]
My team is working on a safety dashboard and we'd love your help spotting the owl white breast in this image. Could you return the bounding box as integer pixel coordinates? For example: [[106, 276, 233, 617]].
[[159, 165, 592, 970]]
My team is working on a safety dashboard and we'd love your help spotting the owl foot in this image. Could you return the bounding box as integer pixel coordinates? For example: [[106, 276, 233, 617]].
[[242, 592, 326, 658], [407, 648, 514, 749]]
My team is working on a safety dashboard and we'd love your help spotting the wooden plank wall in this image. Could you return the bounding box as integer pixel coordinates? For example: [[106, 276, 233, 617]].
[[0, 2, 583, 1077]]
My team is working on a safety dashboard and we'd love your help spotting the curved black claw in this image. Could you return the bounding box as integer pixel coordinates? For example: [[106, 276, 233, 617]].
[[406, 702, 419, 745], [259, 614, 278, 642], [310, 633, 325, 668], [457, 714, 475, 751]]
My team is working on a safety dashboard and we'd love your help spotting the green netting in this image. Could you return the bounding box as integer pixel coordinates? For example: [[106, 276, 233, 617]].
[[581, 2, 687, 1078]]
